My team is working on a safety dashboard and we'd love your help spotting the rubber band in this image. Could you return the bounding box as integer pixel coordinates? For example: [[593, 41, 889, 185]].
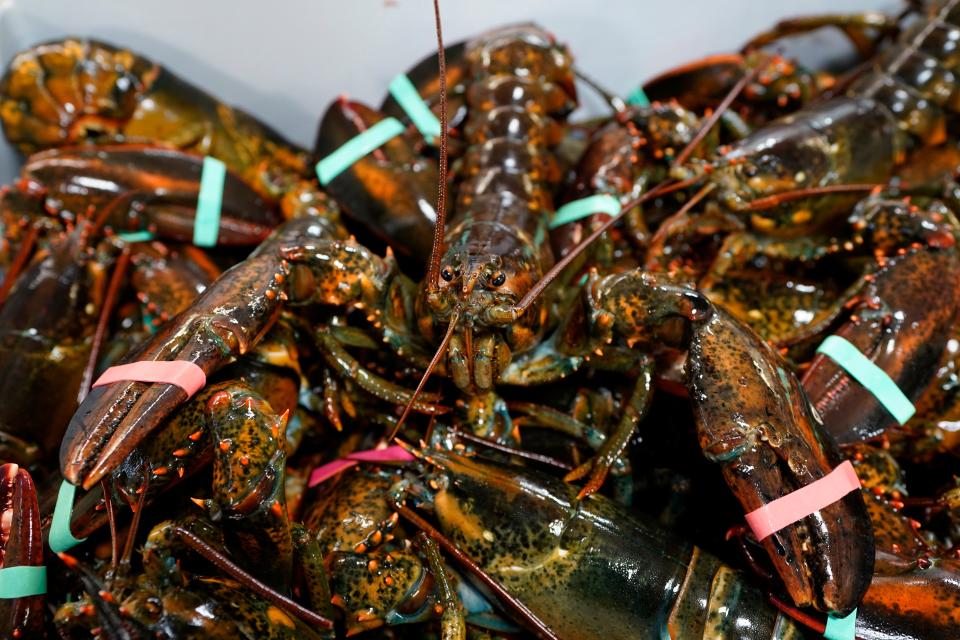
[[550, 194, 622, 229], [115, 230, 155, 243], [816, 335, 915, 425], [824, 608, 857, 640], [92, 361, 206, 398], [744, 460, 861, 541], [389, 74, 442, 143], [626, 86, 651, 107], [0, 566, 47, 598], [316, 117, 405, 185], [193, 156, 226, 247], [49, 480, 86, 554], [308, 444, 414, 487]]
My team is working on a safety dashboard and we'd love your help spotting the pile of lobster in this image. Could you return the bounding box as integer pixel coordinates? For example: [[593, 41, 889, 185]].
[[2, 1, 960, 638]]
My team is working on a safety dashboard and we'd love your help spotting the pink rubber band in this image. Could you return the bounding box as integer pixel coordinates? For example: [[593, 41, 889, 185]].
[[745, 460, 861, 541], [308, 445, 414, 487], [92, 361, 207, 398]]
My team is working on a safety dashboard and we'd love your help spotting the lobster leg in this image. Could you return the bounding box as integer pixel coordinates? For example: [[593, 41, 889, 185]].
[[0, 464, 45, 639], [563, 356, 653, 498]]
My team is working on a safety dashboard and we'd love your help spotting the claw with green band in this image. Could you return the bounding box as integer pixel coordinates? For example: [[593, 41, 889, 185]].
[[816, 335, 915, 425], [550, 194, 622, 229], [824, 608, 856, 640], [193, 156, 226, 248], [316, 117, 405, 185], [49, 480, 86, 554], [389, 74, 441, 143], [0, 565, 47, 598], [626, 86, 651, 107]]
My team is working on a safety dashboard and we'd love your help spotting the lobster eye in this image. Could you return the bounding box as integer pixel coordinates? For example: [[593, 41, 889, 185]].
[[440, 268, 454, 282], [490, 271, 506, 287]]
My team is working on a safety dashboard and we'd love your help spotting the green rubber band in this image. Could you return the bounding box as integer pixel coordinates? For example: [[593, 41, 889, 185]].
[[116, 230, 155, 243], [550, 194, 621, 229], [193, 156, 226, 248], [389, 74, 441, 143], [49, 480, 86, 554], [824, 608, 857, 640], [626, 86, 650, 107], [0, 566, 47, 598], [316, 117, 405, 185], [817, 335, 915, 425]]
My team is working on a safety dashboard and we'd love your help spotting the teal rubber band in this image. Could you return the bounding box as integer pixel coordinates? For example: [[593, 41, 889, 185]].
[[0, 566, 47, 598], [193, 156, 226, 248], [626, 86, 651, 107], [817, 335, 915, 425], [389, 74, 441, 143], [316, 117, 405, 185], [550, 194, 622, 229], [49, 480, 86, 554], [824, 608, 857, 640], [116, 230, 155, 243]]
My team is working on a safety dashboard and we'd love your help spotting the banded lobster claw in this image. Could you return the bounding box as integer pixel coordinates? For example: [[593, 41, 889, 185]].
[[802, 245, 960, 444], [315, 98, 440, 259], [60, 215, 346, 490], [23, 144, 283, 245], [0, 463, 45, 638], [590, 270, 874, 616]]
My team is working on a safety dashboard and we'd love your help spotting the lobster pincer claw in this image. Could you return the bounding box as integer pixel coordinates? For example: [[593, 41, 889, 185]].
[[593, 270, 874, 616], [802, 247, 960, 444], [60, 215, 346, 490], [24, 145, 284, 245], [1, 463, 46, 639]]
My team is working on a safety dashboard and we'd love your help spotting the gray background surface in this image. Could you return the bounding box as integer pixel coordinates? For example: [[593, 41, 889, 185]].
[[0, 0, 893, 181]]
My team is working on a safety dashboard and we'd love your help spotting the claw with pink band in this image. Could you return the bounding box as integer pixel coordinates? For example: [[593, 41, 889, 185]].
[[744, 460, 862, 541], [92, 361, 207, 398]]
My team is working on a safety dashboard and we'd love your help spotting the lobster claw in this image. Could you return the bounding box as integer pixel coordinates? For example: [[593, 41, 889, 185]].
[[593, 271, 874, 615], [802, 248, 960, 444], [24, 145, 283, 245], [314, 98, 439, 258], [0, 463, 45, 638], [687, 302, 874, 615], [60, 216, 341, 490]]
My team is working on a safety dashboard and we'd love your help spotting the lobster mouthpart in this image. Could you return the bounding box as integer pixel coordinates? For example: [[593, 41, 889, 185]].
[[0, 463, 45, 638], [802, 248, 960, 444]]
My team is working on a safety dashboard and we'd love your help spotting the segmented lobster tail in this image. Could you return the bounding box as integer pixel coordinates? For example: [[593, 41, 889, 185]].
[[847, 0, 960, 146]]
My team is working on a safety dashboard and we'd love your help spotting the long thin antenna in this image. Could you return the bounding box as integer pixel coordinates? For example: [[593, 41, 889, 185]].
[[425, 0, 449, 292], [736, 183, 881, 210], [389, 311, 460, 440], [671, 58, 768, 170]]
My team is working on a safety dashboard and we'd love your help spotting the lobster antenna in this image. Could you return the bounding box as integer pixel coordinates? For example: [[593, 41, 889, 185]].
[[671, 57, 768, 170], [737, 183, 883, 210], [425, 0, 449, 291], [389, 310, 460, 440], [170, 524, 334, 629]]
